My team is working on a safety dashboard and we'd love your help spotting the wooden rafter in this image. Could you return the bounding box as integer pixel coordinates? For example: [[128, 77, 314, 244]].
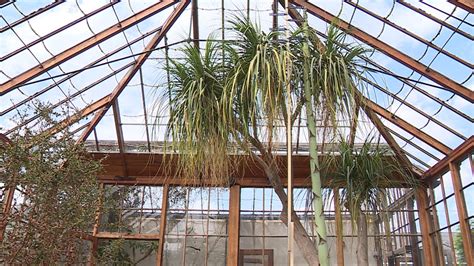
[[423, 136, 473, 181], [45, 95, 110, 137], [291, 0, 474, 103], [361, 102, 422, 177], [0, 0, 180, 95], [112, 101, 128, 177], [448, 0, 474, 13], [77, 0, 190, 143], [365, 99, 452, 155]]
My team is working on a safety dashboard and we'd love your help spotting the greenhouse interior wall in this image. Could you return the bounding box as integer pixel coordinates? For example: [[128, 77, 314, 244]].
[[30, 144, 468, 265], [58, 158, 472, 266]]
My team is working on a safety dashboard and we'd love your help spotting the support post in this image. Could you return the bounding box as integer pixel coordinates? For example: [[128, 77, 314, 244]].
[[407, 195, 420, 266], [0, 185, 15, 243], [87, 183, 104, 266], [334, 188, 344, 265], [157, 184, 169, 266], [227, 184, 241, 266], [449, 162, 474, 265], [0, 134, 13, 244], [414, 187, 435, 266]]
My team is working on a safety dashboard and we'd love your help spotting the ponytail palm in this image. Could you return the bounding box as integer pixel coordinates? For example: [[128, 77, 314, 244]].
[[157, 13, 373, 265], [327, 137, 417, 266], [160, 39, 234, 185]]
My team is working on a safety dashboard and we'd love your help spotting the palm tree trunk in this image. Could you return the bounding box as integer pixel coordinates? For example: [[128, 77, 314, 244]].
[[356, 209, 369, 266], [302, 19, 329, 266], [251, 152, 319, 265]]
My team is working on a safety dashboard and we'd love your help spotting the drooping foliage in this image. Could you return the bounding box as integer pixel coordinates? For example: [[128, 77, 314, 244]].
[[325, 136, 418, 265], [155, 14, 378, 265], [0, 106, 102, 264]]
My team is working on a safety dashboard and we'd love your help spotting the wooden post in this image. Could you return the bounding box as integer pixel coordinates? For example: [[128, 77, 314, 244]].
[[227, 184, 241, 266], [415, 187, 435, 266], [0, 134, 13, 244], [334, 189, 344, 265], [87, 183, 104, 266], [157, 184, 169, 266], [407, 196, 420, 266], [449, 162, 474, 266], [0, 185, 15, 243]]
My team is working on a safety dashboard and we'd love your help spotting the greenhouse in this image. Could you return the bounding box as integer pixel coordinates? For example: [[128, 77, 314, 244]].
[[0, 0, 472, 265]]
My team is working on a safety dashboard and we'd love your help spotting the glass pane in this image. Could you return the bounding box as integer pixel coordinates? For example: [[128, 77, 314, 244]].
[[184, 236, 206, 265], [446, 196, 459, 224], [459, 158, 472, 188], [465, 184, 474, 217], [163, 235, 184, 265], [207, 236, 227, 265], [97, 239, 158, 265]]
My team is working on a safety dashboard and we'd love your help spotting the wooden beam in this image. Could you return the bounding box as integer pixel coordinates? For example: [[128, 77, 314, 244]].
[[414, 187, 435, 266], [0, 134, 13, 244], [191, 0, 199, 48], [449, 162, 474, 266], [156, 184, 169, 266], [423, 136, 473, 181], [0, 133, 11, 144], [46, 95, 110, 137], [95, 232, 161, 240], [0, 0, 180, 95], [364, 99, 452, 155], [112, 101, 128, 177], [92, 152, 412, 187], [448, 0, 474, 13], [361, 101, 422, 177], [88, 183, 104, 266], [227, 184, 241, 266], [291, 0, 473, 103], [78, 0, 190, 142], [334, 189, 344, 266], [397, 0, 472, 41]]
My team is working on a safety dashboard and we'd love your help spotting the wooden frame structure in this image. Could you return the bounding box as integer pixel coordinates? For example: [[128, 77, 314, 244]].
[[1, 1, 472, 265]]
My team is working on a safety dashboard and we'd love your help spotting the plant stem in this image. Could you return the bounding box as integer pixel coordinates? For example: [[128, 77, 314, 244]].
[[302, 14, 329, 265]]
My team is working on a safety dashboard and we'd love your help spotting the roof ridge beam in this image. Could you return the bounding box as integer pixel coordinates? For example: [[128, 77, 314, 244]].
[[0, 0, 179, 95], [291, 0, 473, 103]]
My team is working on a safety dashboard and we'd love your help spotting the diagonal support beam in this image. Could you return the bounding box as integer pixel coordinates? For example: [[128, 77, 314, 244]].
[[77, 0, 190, 142], [112, 101, 129, 177], [365, 98, 452, 155], [291, 0, 473, 103], [0, 0, 180, 95], [45, 95, 110, 137], [361, 102, 420, 174]]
